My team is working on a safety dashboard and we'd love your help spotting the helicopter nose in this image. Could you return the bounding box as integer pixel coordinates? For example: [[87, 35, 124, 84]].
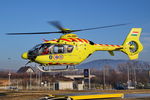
[[21, 52, 28, 59]]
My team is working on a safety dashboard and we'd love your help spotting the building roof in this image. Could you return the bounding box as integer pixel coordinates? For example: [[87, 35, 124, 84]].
[[64, 75, 95, 79], [17, 66, 35, 73]]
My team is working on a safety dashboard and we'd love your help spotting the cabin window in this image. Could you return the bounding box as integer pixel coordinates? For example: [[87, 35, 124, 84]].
[[53, 44, 74, 54], [29, 43, 74, 55], [53, 44, 64, 54]]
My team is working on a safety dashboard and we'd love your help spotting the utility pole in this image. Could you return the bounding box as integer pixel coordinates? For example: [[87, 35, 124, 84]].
[[17, 80, 18, 89], [29, 72, 32, 90], [35, 65, 38, 88], [127, 66, 130, 89], [38, 71, 41, 89], [103, 66, 106, 90], [89, 69, 91, 90], [134, 67, 137, 89]]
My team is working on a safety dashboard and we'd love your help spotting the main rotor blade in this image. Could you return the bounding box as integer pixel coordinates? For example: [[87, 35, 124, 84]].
[[48, 21, 65, 31], [6, 23, 130, 35], [71, 23, 130, 32], [6, 31, 62, 35]]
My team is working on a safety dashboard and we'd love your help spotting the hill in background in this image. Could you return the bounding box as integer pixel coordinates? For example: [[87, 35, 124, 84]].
[[78, 59, 150, 70]]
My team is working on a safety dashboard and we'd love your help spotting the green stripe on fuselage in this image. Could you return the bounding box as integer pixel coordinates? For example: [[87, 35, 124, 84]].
[[131, 34, 137, 36]]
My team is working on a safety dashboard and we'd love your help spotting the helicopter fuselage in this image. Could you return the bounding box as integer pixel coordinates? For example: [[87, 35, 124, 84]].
[[22, 28, 143, 66], [22, 33, 123, 66], [22, 34, 95, 65]]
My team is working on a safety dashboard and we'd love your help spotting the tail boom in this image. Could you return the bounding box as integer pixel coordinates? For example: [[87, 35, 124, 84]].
[[94, 28, 143, 60], [94, 44, 123, 51]]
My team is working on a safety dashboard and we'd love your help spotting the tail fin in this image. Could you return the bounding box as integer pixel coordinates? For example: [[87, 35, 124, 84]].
[[121, 28, 143, 60]]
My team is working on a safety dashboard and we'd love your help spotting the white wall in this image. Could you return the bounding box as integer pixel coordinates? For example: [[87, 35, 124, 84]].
[[58, 81, 73, 90]]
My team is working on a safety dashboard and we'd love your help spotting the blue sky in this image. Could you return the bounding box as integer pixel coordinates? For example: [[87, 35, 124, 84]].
[[0, 0, 150, 69]]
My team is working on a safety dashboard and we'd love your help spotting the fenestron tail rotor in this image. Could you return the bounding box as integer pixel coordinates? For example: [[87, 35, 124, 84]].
[[6, 21, 129, 35], [121, 28, 143, 60], [128, 41, 138, 53]]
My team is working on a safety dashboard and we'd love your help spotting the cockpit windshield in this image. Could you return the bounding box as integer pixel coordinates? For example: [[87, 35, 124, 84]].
[[29, 43, 74, 55]]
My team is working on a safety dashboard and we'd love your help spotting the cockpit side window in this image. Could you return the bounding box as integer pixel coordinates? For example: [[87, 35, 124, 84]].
[[40, 43, 51, 55]]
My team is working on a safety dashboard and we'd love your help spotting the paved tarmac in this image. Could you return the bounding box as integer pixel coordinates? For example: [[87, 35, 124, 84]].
[[125, 93, 150, 98], [40, 92, 150, 99]]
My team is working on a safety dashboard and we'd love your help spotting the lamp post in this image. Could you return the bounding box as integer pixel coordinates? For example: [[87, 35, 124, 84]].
[[8, 58, 11, 88], [8, 72, 11, 88]]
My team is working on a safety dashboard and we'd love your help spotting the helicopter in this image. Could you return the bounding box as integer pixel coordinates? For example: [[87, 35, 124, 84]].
[[7, 21, 143, 72]]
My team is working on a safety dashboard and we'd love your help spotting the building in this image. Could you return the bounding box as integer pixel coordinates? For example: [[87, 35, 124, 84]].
[[64, 75, 95, 90], [17, 66, 39, 73], [55, 80, 74, 90]]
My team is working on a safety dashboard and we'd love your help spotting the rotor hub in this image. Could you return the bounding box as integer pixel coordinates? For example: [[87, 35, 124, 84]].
[[60, 33, 78, 39]]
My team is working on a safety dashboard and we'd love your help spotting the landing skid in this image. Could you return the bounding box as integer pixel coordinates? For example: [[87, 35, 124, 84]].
[[37, 65, 79, 72]]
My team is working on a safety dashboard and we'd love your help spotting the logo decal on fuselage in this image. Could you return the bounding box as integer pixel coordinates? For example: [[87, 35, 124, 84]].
[[59, 55, 64, 60], [53, 55, 64, 60]]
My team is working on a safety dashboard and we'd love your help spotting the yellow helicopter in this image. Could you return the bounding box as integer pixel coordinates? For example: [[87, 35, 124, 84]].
[[7, 21, 143, 72]]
